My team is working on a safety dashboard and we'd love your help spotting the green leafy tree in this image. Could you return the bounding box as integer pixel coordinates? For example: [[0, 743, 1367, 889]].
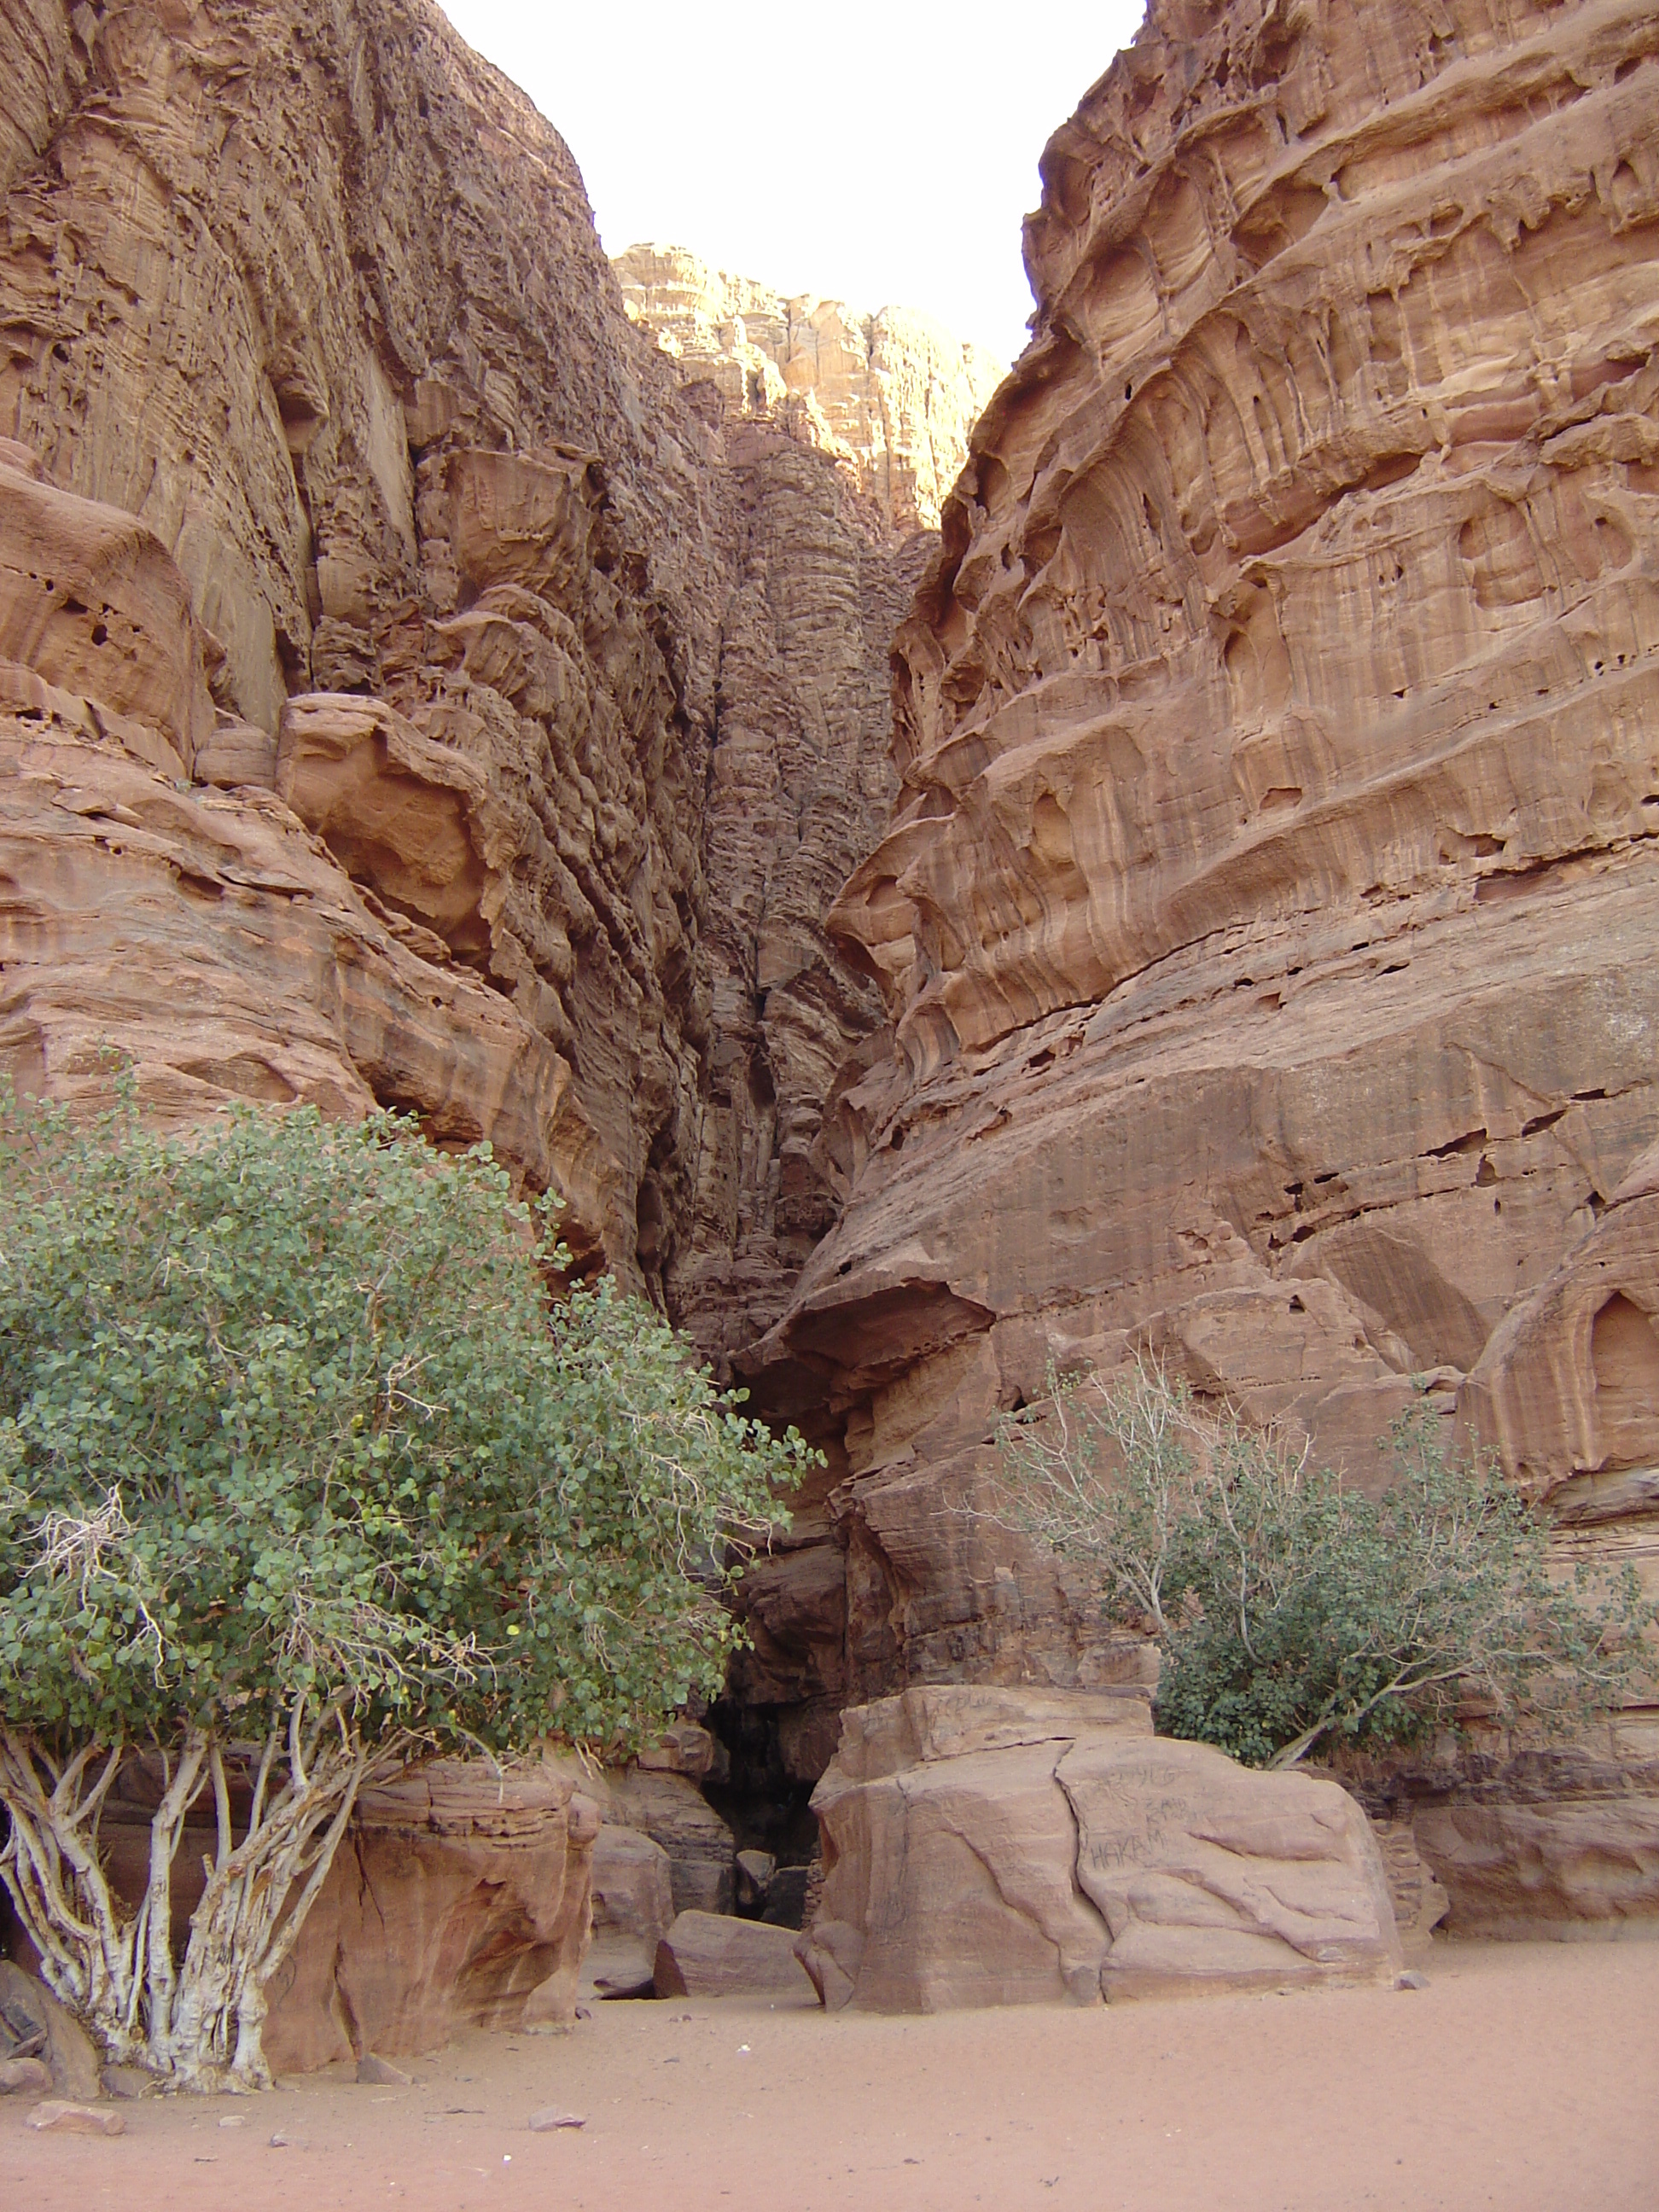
[[0, 1082, 812, 2090], [992, 1358, 1651, 1769]]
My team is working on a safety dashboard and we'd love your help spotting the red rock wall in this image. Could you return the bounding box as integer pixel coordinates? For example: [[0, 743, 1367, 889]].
[[672, 417, 931, 1363], [751, 0, 1659, 1758], [0, 0, 727, 1283], [0, 0, 975, 1325]]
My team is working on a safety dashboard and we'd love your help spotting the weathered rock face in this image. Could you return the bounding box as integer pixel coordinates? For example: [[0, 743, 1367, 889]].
[[0, 4, 998, 1317], [0, 0, 728, 1284], [614, 244, 1004, 537], [668, 420, 933, 1365], [2, 1756, 597, 2075], [0, 711, 597, 1192], [798, 1686, 1400, 2010], [750, 0, 1659, 1767], [265, 1761, 598, 2071], [1357, 1739, 1659, 1941]]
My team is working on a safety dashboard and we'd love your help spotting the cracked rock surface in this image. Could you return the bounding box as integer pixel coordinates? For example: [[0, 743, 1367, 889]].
[[797, 1687, 1401, 2011]]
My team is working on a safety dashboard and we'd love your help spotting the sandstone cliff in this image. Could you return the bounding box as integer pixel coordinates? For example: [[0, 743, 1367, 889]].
[[608, 251, 998, 1364], [669, 418, 934, 1365], [0, 2, 993, 1318], [749, 0, 1659, 1773], [614, 244, 1004, 538], [0, 0, 735, 1284]]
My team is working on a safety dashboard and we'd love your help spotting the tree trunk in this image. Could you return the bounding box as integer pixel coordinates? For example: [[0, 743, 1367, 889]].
[[0, 1718, 398, 2091]]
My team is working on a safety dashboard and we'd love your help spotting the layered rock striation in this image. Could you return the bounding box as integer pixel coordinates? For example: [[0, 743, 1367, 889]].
[[669, 420, 934, 1366], [615, 244, 1003, 537], [752, 0, 1659, 1769], [0, 0, 727, 1284], [0, 3, 996, 1326], [627, 255, 1001, 1364]]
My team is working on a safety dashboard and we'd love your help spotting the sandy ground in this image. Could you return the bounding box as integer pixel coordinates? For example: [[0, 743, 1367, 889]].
[[3, 1939, 1656, 2212]]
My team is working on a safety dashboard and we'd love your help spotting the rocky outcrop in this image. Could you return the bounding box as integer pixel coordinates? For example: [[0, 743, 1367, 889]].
[[750, 0, 1659, 1766], [0, 3, 998, 1319], [0, 441, 213, 774], [1357, 1740, 1659, 1941], [615, 245, 1003, 536], [265, 1761, 598, 2071], [797, 1687, 1400, 2009], [0, 712, 591, 1199], [2, 1756, 597, 2075], [0, 0, 727, 1284]]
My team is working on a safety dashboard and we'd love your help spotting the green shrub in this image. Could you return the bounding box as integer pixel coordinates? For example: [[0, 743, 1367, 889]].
[[992, 1358, 1651, 1769], [0, 1080, 812, 2087]]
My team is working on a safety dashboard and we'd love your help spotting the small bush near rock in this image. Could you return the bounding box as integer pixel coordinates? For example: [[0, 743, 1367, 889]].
[[0, 1080, 812, 2091], [992, 1358, 1651, 1767]]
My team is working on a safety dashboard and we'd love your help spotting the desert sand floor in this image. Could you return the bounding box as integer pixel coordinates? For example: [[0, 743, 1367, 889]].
[[3, 1939, 1655, 2212]]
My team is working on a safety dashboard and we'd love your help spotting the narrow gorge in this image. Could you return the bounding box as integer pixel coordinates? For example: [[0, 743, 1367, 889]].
[[2, 0, 1658, 2015]]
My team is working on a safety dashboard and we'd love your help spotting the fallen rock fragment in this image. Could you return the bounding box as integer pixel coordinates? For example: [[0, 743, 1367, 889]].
[[654, 1910, 816, 2000], [0, 2057, 51, 2095], [356, 2053, 415, 2087], [606, 1769, 736, 1915], [99, 2066, 156, 2100], [583, 1937, 656, 2001], [585, 1823, 676, 2001], [0, 1962, 102, 2099], [26, 2100, 125, 2136], [735, 1849, 777, 1912], [527, 2107, 587, 2133]]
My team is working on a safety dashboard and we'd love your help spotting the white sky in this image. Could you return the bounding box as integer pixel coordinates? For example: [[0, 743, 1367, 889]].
[[435, 3, 1149, 367]]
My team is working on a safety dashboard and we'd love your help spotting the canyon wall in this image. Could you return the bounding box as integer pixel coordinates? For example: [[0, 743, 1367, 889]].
[[615, 251, 982, 1361], [615, 244, 1004, 537], [748, 0, 1659, 1778], [0, 0, 728, 1284], [667, 414, 934, 1364], [0, 2, 988, 1328]]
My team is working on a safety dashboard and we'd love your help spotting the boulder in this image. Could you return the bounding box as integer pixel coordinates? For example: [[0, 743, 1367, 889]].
[[585, 1823, 677, 2000], [0, 1960, 102, 2100], [735, 1848, 777, 1913], [798, 1687, 1400, 2011], [636, 1721, 728, 1784], [653, 1911, 816, 2000], [604, 1767, 736, 1916], [263, 1758, 597, 2072]]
